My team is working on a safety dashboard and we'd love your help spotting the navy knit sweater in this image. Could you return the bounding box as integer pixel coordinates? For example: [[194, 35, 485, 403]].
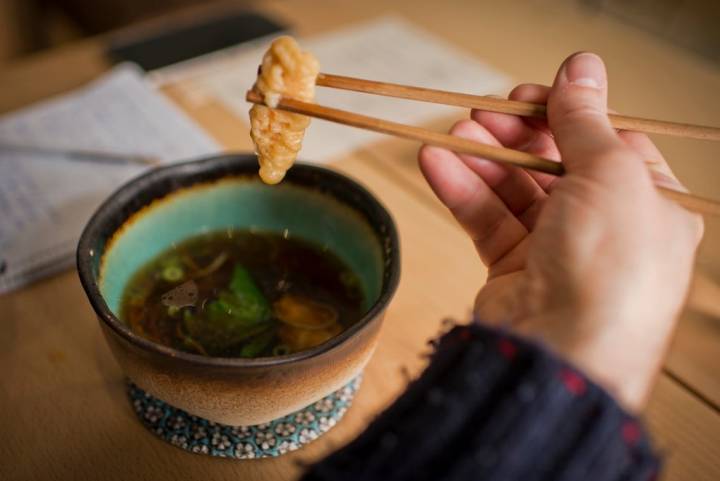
[[303, 323, 660, 481]]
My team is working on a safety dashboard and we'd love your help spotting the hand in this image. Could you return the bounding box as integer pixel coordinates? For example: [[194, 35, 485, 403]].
[[418, 52, 703, 412]]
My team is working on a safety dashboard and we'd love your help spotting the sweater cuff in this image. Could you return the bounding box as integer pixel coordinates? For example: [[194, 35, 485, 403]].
[[302, 323, 660, 481]]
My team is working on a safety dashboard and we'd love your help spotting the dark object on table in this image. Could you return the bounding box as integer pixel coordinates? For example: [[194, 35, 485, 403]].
[[107, 10, 285, 70], [44, 0, 258, 35]]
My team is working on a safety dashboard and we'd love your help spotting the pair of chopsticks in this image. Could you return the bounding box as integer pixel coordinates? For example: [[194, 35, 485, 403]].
[[245, 73, 720, 216]]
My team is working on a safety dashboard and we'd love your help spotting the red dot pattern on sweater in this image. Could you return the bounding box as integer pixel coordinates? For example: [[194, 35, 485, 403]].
[[497, 339, 517, 359], [622, 420, 641, 445], [559, 368, 587, 396]]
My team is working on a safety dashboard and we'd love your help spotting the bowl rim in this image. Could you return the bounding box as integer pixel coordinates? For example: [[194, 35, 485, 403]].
[[76, 154, 400, 368]]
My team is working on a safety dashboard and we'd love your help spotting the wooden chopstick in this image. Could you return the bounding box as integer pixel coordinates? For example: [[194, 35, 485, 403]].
[[246, 90, 720, 216], [316, 73, 720, 142]]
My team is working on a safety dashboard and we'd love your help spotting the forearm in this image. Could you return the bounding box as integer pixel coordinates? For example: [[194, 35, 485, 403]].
[[302, 323, 660, 481]]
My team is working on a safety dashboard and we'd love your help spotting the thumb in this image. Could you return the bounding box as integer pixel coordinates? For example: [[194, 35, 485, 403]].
[[547, 52, 626, 177]]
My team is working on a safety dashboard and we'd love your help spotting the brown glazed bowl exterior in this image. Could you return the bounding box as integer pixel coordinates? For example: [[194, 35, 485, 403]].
[[77, 154, 400, 426]]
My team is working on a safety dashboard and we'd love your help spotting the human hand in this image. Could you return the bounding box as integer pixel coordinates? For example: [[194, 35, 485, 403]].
[[418, 52, 703, 412]]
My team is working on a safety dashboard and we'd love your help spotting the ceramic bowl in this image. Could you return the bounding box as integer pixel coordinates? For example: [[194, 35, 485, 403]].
[[77, 154, 400, 426]]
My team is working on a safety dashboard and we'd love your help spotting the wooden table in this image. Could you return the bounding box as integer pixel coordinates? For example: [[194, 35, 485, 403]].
[[2, 1, 719, 480]]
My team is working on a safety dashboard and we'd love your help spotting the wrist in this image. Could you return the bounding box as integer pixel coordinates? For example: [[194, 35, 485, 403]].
[[515, 309, 672, 413]]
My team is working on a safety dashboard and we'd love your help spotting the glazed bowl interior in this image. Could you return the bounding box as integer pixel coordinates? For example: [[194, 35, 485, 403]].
[[78, 154, 399, 366], [101, 173, 384, 318]]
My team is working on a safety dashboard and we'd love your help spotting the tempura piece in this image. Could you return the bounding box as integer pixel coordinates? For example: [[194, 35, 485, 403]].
[[249, 36, 319, 184]]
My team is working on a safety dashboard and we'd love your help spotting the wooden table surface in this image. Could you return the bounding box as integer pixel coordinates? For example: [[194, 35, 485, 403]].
[[2, 1, 719, 480]]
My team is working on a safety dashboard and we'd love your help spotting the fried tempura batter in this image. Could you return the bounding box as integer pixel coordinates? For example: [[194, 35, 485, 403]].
[[249, 36, 319, 184]]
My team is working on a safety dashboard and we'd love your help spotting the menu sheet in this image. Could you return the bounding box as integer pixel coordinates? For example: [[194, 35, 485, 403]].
[[0, 64, 220, 294]]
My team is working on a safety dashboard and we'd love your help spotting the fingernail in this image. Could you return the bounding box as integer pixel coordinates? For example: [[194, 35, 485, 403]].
[[565, 53, 605, 89], [649, 168, 687, 192]]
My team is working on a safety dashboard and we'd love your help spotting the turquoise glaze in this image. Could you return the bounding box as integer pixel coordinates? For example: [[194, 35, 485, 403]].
[[100, 177, 384, 316]]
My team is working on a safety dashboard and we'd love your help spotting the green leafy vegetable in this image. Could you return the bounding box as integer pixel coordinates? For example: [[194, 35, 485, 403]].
[[183, 264, 271, 355], [239, 329, 275, 358], [205, 265, 270, 325]]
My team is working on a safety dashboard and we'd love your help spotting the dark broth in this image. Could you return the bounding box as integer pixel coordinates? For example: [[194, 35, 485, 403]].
[[119, 229, 365, 358]]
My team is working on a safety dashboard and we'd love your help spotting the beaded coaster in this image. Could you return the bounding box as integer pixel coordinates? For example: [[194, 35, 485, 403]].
[[128, 376, 361, 458]]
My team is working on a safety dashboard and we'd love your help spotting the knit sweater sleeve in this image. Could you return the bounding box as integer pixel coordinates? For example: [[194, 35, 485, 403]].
[[302, 323, 660, 481]]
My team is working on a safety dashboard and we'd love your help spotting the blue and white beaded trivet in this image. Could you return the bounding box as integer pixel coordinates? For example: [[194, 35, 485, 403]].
[[128, 376, 361, 459]]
